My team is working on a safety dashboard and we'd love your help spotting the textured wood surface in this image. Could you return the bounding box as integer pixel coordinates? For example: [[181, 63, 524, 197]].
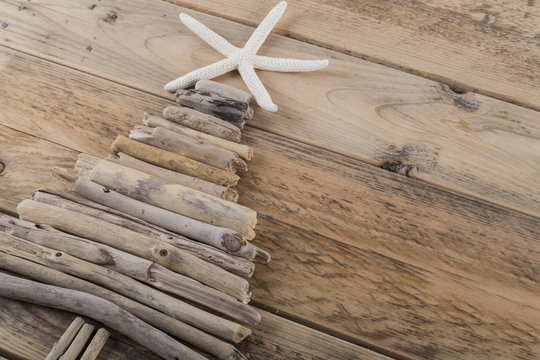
[[0, 1, 539, 359], [0, 0, 539, 216], [0, 43, 539, 359], [166, 0, 540, 111]]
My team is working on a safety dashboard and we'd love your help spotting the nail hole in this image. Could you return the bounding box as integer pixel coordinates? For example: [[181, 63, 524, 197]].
[[159, 249, 168, 257], [2, 23, 8, 28], [55, 252, 62, 257]]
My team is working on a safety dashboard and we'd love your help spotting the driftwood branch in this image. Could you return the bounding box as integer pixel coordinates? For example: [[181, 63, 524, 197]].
[[80, 328, 110, 360], [17, 199, 250, 302], [4, 210, 260, 324], [35, 189, 267, 264], [105, 153, 239, 202], [35, 186, 255, 277], [175, 89, 253, 129], [163, 105, 241, 142], [0, 233, 251, 342], [87, 160, 256, 236], [111, 135, 239, 187], [45, 317, 85, 360], [144, 114, 253, 161], [195, 80, 252, 104], [59, 323, 95, 360], [130, 125, 248, 173], [0, 271, 209, 360], [0, 251, 246, 359]]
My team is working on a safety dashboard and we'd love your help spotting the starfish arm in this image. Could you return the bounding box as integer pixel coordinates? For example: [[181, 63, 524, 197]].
[[164, 58, 238, 92], [238, 60, 278, 112], [179, 13, 238, 57], [243, 1, 287, 54], [252, 56, 329, 72]]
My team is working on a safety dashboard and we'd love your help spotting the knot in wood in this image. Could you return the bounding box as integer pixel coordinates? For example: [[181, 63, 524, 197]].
[[221, 233, 244, 252], [159, 249, 168, 257]]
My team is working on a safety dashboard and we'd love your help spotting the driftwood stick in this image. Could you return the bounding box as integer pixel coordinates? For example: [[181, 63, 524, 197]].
[[75, 177, 258, 253], [0, 271, 209, 360], [35, 190, 267, 265], [88, 160, 257, 236], [80, 328, 110, 360], [175, 89, 253, 129], [0, 252, 246, 359], [4, 210, 260, 323], [111, 135, 239, 187], [59, 323, 95, 360], [105, 153, 239, 202], [163, 105, 241, 142], [45, 317, 85, 360], [195, 80, 252, 104], [17, 199, 250, 302], [0, 233, 251, 342], [130, 125, 248, 173], [144, 114, 253, 161], [35, 187, 255, 276]]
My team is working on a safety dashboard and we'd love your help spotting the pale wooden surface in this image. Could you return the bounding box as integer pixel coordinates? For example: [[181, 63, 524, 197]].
[[0, 0, 539, 216], [0, 0, 539, 359]]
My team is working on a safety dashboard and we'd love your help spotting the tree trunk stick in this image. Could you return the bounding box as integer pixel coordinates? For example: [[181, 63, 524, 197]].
[[175, 89, 253, 129], [59, 323, 95, 360], [3, 211, 261, 324], [130, 125, 248, 173], [35, 190, 267, 264], [105, 153, 238, 202], [163, 106, 241, 142], [0, 233, 251, 342], [79, 328, 109, 360], [35, 187, 255, 277], [0, 251, 246, 359], [0, 271, 209, 360], [195, 80, 252, 104], [45, 317, 85, 360], [88, 160, 256, 236], [111, 135, 239, 187], [144, 114, 253, 161], [17, 199, 251, 303]]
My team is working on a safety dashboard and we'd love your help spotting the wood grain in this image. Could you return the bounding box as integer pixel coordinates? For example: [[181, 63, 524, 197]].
[[166, 0, 540, 111], [0, 49, 538, 358], [0, 1, 539, 216]]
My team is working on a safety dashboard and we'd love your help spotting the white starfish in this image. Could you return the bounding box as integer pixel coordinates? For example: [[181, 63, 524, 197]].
[[164, 1, 329, 112]]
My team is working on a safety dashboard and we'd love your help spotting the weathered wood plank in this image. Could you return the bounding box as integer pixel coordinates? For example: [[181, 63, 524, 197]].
[[0, 55, 538, 358], [165, 0, 540, 111], [0, 1, 538, 215]]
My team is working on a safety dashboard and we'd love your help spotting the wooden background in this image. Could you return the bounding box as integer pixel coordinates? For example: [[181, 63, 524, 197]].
[[0, 0, 539, 359]]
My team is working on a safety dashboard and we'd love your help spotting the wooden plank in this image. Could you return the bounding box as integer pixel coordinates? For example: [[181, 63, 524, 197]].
[[164, 0, 540, 111], [0, 296, 389, 360], [0, 1, 539, 216], [0, 49, 538, 359]]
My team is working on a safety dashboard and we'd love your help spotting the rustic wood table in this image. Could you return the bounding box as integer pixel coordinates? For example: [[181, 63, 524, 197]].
[[0, 1, 539, 359]]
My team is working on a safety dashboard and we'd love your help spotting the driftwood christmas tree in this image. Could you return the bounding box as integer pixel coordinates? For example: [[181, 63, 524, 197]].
[[0, 80, 270, 360]]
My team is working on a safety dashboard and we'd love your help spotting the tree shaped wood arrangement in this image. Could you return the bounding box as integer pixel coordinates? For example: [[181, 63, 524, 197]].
[[0, 80, 271, 360]]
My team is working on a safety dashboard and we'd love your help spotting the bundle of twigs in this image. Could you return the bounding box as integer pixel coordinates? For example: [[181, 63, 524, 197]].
[[0, 81, 269, 360]]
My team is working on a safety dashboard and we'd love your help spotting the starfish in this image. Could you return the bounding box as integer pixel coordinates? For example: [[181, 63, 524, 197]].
[[164, 1, 329, 112]]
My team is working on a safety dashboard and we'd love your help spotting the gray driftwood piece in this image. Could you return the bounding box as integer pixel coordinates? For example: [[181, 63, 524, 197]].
[[175, 89, 253, 129], [0, 271, 209, 360], [80, 328, 110, 360], [195, 80, 252, 104], [35, 187, 255, 276], [59, 323, 95, 360], [0, 251, 246, 359], [130, 126, 248, 173], [45, 317, 85, 360], [3, 211, 260, 324], [163, 106, 241, 142], [17, 199, 250, 302], [0, 233, 251, 342], [35, 189, 268, 264]]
